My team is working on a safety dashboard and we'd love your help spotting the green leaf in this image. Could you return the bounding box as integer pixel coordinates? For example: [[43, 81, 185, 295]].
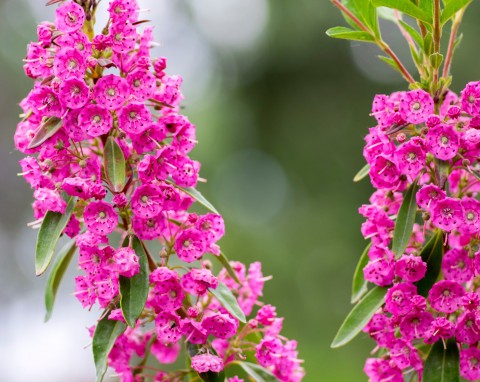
[[209, 281, 246, 323], [416, 230, 444, 296], [351, 242, 372, 304], [331, 286, 387, 348], [429, 53, 443, 69], [392, 179, 419, 258], [104, 136, 126, 193], [326, 27, 375, 42], [441, 0, 471, 25], [214, 251, 242, 284], [378, 55, 402, 74], [119, 236, 149, 327], [27, 117, 62, 149], [165, 179, 219, 214], [44, 239, 76, 321], [93, 314, 127, 382], [231, 361, 278, 382], [423, 339, 459, 382], [399, 20, 424, 49], [353, 164, 370, 182], [371, 0, 432, 23], [35, 196, 77, 276]]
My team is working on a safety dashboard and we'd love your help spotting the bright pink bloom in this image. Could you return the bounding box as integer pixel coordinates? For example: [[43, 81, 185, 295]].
[[93, 74, 129, 110], [191, 354, 224, 374], [428, 280, 465, 313], [400, 89, 434, 124], [55, 1, 85, 33], [461, 81, 480, 115], [83, 201, 118, 236], [118, 102, 152, 135], [78, 104, 113, 137], [425, 124, 460, 160]]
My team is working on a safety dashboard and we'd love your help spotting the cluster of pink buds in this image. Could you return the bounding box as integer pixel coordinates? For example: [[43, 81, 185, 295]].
[[15, 1, 304, 381], [357, 85, 480, 381]]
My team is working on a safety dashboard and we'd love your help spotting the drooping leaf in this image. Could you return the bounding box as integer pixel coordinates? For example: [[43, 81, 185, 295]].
[[331, 286, 387, 348], [392, 179, 419, 258], [371, 0, 432, 24], [211, 251, 241, 284], [93, 313, 127, 382], [35, 196, 77, 276], [27, 117, 62, 149], [119, 236, 149, 327], [353, 163, 370, 182], [351, 242, 372, 304], [209, 281, 246, 323], [378, 55, 402, 74], [423, 339, 460, 382], [326, 27, 375, 42], [165, 179, 219, 214], [104, 136, 126, 192], [441, 0, 471, 25], [416, 230, 444, 296], [44, 239, 76, 321], [231, 361, 278, 382]]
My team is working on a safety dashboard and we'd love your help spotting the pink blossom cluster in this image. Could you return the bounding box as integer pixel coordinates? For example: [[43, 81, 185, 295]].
[[359, 85, 480, 381], [15, 1, 304, 381]]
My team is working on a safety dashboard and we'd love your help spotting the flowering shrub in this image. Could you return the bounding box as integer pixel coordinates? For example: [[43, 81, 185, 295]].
[[15, 1, 304, 381], [328, 0, 480, 381]]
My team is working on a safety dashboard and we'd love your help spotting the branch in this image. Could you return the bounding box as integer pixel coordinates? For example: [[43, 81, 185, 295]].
[[442, 9, 465, 78]]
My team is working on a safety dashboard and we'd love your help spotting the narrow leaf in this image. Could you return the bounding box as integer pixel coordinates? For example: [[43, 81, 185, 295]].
[[326, 27, 375, 42], [209, 281, 246, 323], [93, 314, 127, 382], [35, 196, 76, 276], [416, 230, 444, 296], [371, 0, 432, 23], [392, 179, 419, 258], [351, 242, 372, 304], [44, 239, 76, 321], [27, 117, 62, 149], [165, 179, 219, 214], [429, 53, 443, 69], [232, 361, 278, 382], [441, 0, 471, 25], [104, 137, 126, 192], [119, 236, 149, 327], [423, 339, 459, 382], [353, 164, 370, 182], [331, 286, 387, 348]]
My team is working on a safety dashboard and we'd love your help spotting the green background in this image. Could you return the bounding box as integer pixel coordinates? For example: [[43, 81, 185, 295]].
[[1, 0, 480, 381]]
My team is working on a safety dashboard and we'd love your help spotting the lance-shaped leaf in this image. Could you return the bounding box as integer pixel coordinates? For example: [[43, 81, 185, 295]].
[[416, 230, 444, 297], [371, 0, 432, 24], [326, 27, 375, 42], [423, 339, 459, 382], [331, 286, 387, 348], [35, 196, 77, 276], [353, 164, 370, 182], [104, 136, 126, 192], [351, 242, 372, 304], [27, 117, 62, 149], [441, 0, 471, 25], [210, 251, 241, 284], [165, 179, 219, 214], [119, 236, 149, 327], [44, 239, 77, 321], [93, 313, 127, 382], [209, 281, 246, 323], [231, 361, 278, 382], [392, 179, 419, 258]]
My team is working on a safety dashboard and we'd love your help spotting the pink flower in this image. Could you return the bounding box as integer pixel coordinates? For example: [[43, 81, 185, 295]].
[[425, 124, 460, 160], [127, 69, 156, 101], [83, 201, 119, 236], [93, 74, 129, 110], [461, 81, 480, 115], [428, 280, 465, 313], [201, 312, 238, 339], [131, 184, 163, 219], [59, 78, 89, 109], [191, 354, 224, 374], [55, 1, 85, 33], [432, 197, 462, 231], [118, 102, 152, 135], [400, 89, 434, 124], [442, 248, 473, 284], [174, 229, 206, 263], [385, 282, 417, 316], [460, 347, 480, 381], [78, 104, 113, 137], [416, 184, 446, 211], [394, 255, 427, 282], [53, 48, 86, 80]]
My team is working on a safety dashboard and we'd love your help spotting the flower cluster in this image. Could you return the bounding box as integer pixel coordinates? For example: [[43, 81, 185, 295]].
[[358, 85, 480, 381], [16, 1, 304, 381]]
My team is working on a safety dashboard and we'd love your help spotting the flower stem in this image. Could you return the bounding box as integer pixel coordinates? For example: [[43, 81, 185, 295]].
[[442, 9, 465, 78]]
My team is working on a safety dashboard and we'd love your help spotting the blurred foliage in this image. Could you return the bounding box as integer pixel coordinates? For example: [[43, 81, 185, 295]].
[[2, 0, 480, 381]]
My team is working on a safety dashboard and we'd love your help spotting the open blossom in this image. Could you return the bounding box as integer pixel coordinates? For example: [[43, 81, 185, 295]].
[[17, 1, 304, 381]]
